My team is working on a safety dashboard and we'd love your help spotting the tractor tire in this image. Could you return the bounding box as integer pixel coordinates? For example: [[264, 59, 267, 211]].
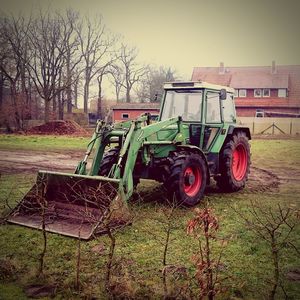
[[165, 152, 207, 207], [216, 131, 251, 192], [98, 148, 119, 176]]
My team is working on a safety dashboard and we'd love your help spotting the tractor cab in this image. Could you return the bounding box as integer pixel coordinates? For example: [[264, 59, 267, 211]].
[[159, 81, 236, 151]]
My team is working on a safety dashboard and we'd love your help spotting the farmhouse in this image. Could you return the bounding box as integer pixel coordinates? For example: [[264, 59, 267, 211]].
[[111, 102, 160, 122], [192, 62, 300, 117]]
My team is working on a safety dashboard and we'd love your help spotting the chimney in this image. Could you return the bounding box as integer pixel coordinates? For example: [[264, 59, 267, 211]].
[[219, 62, 225, 74], [271, 60, 277, 74]]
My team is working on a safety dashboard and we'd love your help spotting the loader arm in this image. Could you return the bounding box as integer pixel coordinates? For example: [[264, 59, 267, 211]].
[[111, 115, 184, 199]]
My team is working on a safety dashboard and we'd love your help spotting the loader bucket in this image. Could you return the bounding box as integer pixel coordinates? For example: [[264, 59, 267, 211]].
[[7, 171, 131, 240]]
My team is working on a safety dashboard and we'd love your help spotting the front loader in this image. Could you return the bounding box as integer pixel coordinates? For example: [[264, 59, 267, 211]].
[[8, 81, 251, 239]]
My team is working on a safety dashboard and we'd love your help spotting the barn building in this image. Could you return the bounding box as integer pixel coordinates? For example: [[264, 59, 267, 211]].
[[192, 62, 300, 117], [111, 102, 160, 122]]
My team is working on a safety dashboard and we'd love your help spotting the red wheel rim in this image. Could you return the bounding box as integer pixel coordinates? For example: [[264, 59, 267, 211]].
[[232, 144, 248, 181], [183, 166, 202, 197]]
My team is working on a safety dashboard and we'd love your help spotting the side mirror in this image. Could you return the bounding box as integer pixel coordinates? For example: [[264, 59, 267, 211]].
[[219, 89, 227, 100]]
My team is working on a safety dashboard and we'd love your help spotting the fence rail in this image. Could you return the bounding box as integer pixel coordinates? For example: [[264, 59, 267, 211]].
[[237, 117, 300, 135]]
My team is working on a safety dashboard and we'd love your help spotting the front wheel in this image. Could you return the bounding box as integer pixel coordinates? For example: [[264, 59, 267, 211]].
[[164, 152, 207, 206], [216, 131, 251, 192]]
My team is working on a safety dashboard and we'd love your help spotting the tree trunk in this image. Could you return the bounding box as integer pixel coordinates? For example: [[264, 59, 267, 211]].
[[97, 75, 103, 119], [44, 99, 50, 123], [28, 77, 32, 119], [74, 78, 78, 109], [52, 95, 57, 115], [0, 73, 3, 110], [10, 83, 22, 130], [83, 81, 89, 113], [115, 84, 120, 102], [67, 86, 72, 113], [126, 88, 131, 103], [34, 92, 39, 120], [58, 91, 64, 120], [66, 55, 72, 114]]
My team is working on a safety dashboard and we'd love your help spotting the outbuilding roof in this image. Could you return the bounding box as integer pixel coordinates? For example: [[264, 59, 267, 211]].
[[112, 102, 160, 110]]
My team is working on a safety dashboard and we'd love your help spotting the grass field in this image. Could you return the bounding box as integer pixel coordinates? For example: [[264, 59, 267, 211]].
[[0, 134, 89, 151], [0, 136, 299, 299]]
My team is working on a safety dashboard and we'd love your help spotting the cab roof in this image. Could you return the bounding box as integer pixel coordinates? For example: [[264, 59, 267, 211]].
[[163, 81, 235, 93]]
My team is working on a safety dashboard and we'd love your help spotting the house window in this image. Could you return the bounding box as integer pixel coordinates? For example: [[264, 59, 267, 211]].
[[122, 113, 129, 119], [263, 89, 270, 97], [278, 89, 287, 97], [234, 89, 238, 97], [238, 89, 247, 97], [254, 89, 262, 97]]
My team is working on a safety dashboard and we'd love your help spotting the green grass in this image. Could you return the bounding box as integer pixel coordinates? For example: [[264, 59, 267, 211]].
[[0, 138, 299, 299], [0, 134, 90, 151]]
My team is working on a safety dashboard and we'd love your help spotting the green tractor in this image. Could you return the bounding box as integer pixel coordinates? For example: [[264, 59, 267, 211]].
[[8, 81, 251, 239]]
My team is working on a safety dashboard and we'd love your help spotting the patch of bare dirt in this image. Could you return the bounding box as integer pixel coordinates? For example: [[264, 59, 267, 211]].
[[91, 243, 106, 255], [0, 258, 16, 280], [0, 149, 286, 194], [286, 268, 300, 281], [246, 166, 280, 193], [0, 149, 83, 174], [27, 120, 88, 136], [24, 284, 57, 298]]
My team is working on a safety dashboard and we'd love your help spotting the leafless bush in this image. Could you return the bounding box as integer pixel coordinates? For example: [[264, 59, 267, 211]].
[[187, 202, 227, 300], [62, 180, 133, 297], [233, 200, 299, 300]]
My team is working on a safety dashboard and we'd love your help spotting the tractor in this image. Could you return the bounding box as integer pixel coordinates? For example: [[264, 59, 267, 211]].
[[8, 81, 251, 239]]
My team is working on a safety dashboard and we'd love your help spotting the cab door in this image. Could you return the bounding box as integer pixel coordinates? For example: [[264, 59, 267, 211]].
[[202, 91, 223, 152]]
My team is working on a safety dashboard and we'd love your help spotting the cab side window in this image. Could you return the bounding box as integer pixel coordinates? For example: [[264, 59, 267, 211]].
[[222, 93, 236, 122], [206, 93, 221, 123]]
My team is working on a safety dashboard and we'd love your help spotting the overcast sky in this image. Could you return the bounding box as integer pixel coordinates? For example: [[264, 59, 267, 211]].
[[1, 0, 299, 101], [2, 0, 300, 78]]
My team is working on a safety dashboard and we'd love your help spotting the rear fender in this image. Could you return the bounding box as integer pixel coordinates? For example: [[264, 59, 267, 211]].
[[228, 126, 251, 140]]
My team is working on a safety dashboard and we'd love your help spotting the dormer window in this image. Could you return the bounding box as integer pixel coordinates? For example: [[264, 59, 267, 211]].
[[263, 89, 270, 97], [254, 89, 262, 97]]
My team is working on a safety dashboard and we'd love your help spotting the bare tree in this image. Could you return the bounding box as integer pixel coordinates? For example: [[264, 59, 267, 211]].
[[56, 9, 82, 115], [136, 66, 176, 102], [96, 62, 114, 119], [234, 200, 299, 300], [0, 14, 31, 130], [76, 15, 116, 113], [109, 64, 124, 102], [117, 44, 149, 103], [73, 68, 81, 109], [25, 10, 69, 122]]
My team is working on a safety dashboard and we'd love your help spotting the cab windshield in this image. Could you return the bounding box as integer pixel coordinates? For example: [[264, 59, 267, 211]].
[[160, 90, 203, 122]]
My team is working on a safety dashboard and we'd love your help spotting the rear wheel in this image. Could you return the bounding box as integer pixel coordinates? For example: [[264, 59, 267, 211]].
[[216, 131, 251, 192], [165, 152, 207, 206]]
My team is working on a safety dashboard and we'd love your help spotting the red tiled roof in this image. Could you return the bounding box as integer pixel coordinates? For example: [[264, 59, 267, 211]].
[[192, 65, 300, 108], [230, 73, 288, 89]]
